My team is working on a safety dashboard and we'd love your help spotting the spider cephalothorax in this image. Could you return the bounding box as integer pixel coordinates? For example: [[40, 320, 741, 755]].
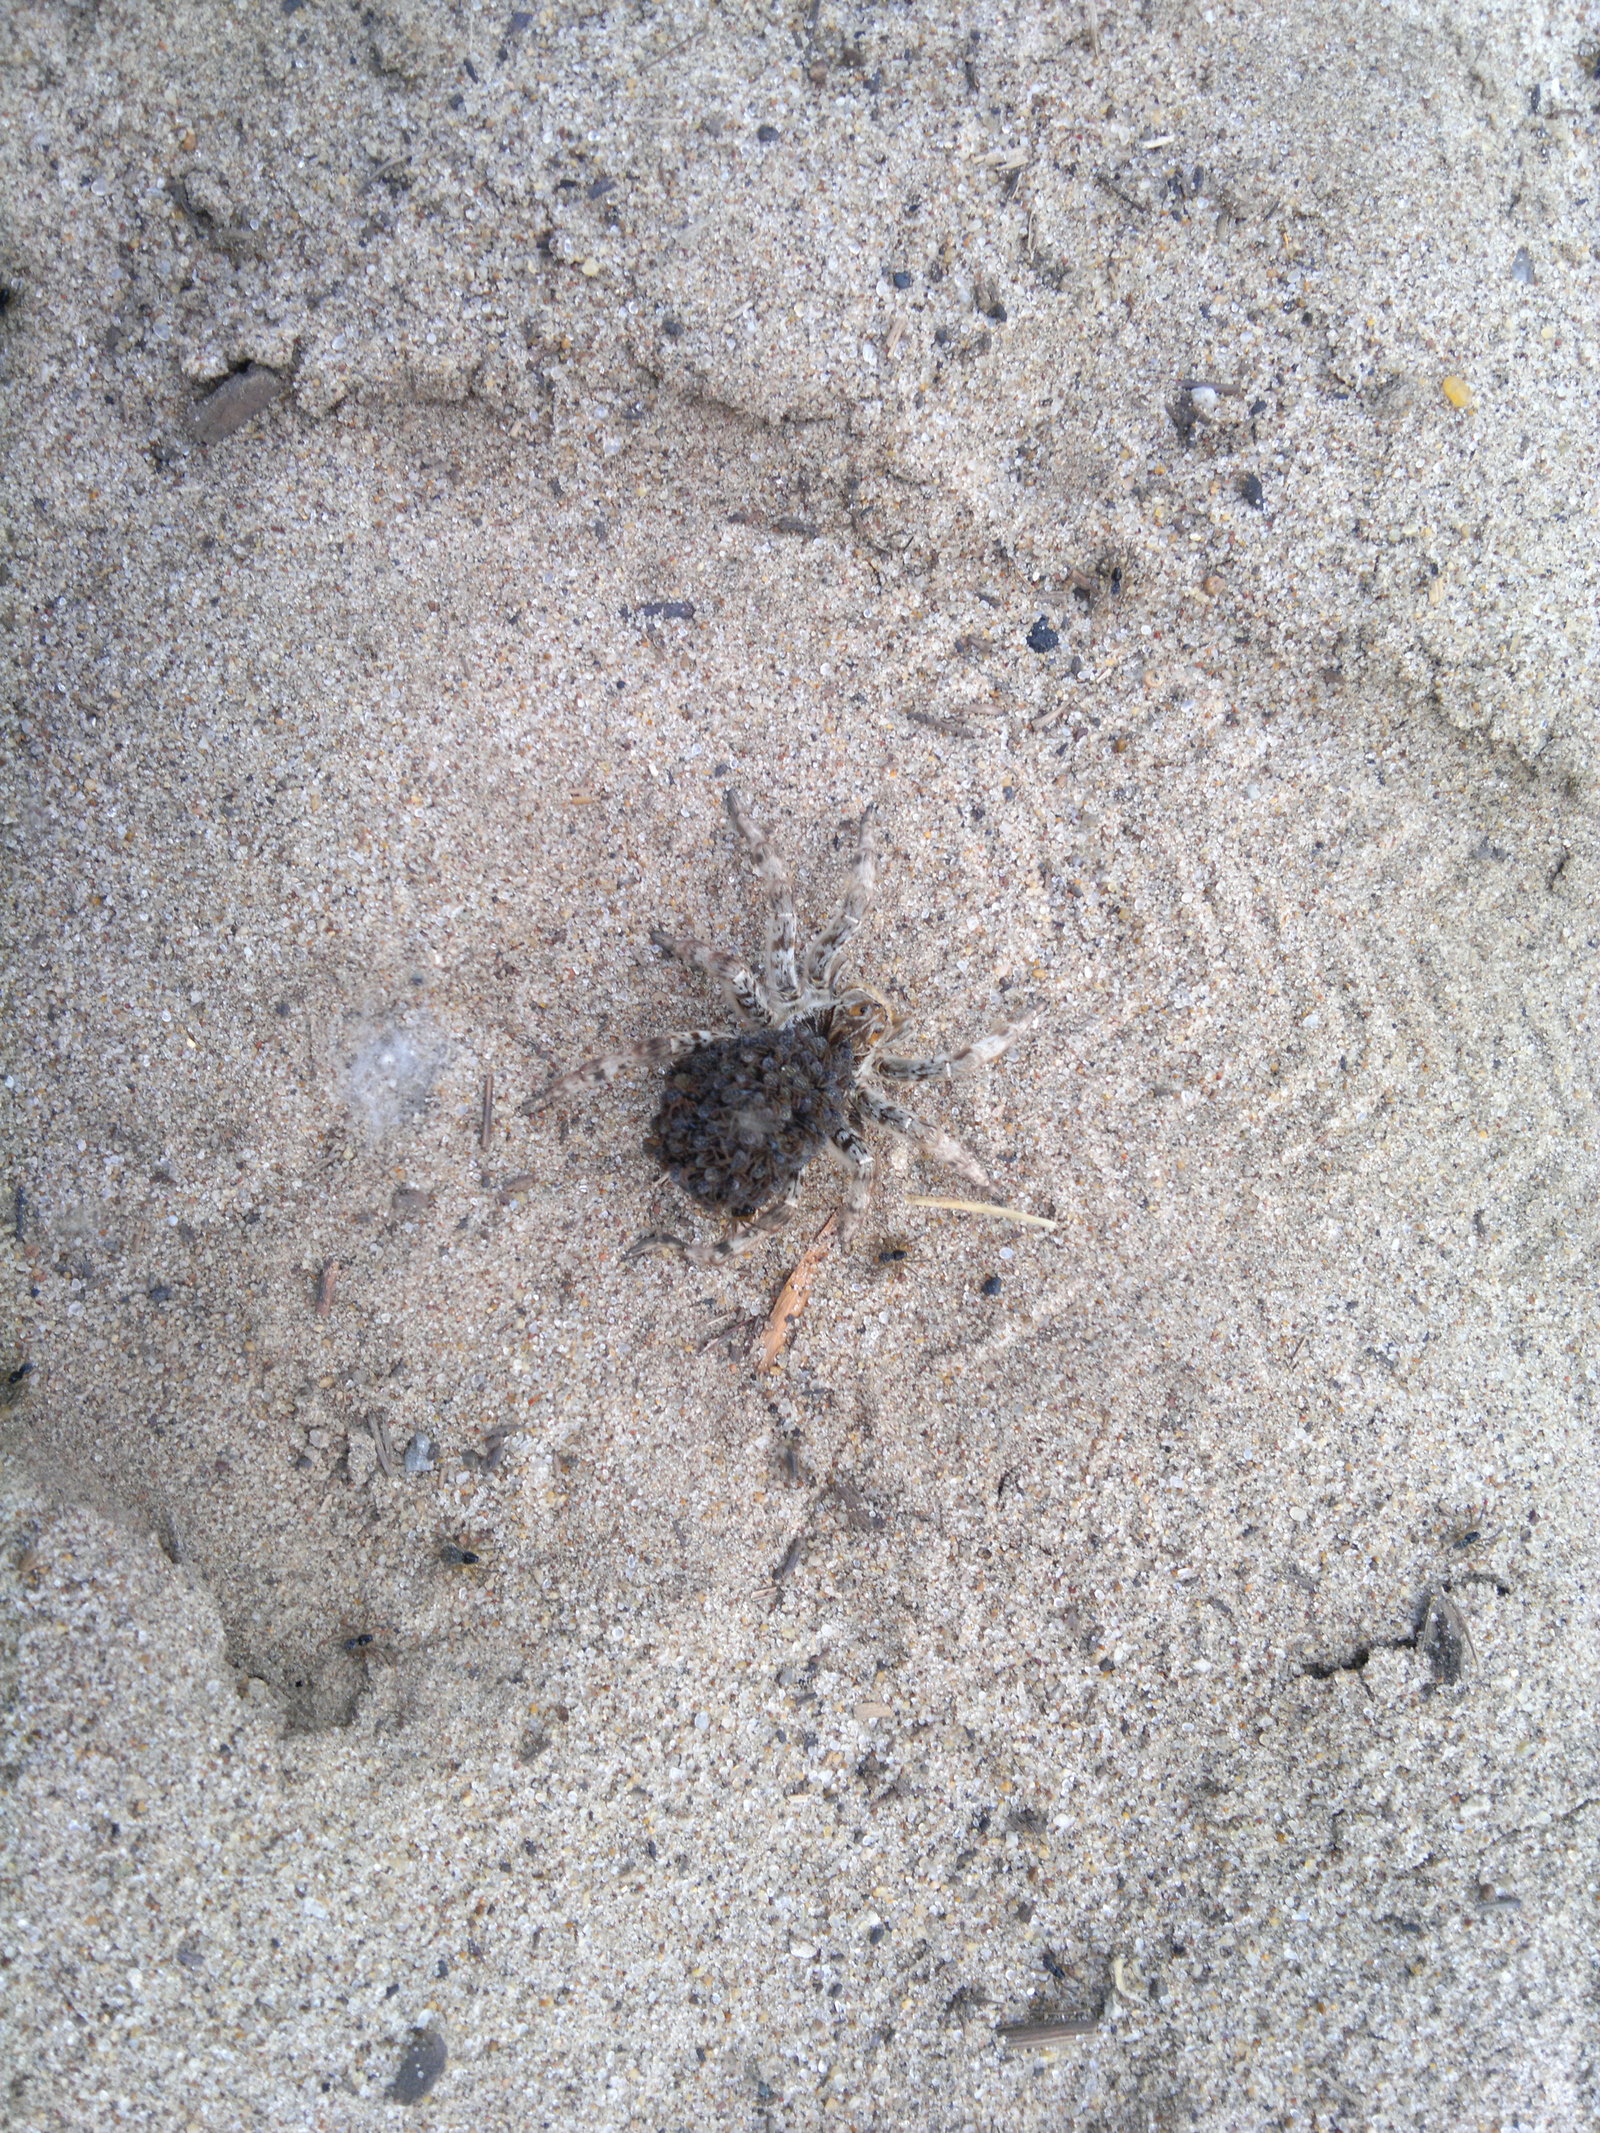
[[525, 791, 1034, 1263]]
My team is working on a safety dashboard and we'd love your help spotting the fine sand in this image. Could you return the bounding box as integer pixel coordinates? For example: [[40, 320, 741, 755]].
[[2, 1, 1598, 2126]]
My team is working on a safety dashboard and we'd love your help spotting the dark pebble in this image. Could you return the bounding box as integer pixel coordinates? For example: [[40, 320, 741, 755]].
[[1025, 617, 1059, 654], [756, 123, 780, 142], [1239, 472, 1265, 509], [891, 270, 912, 290], [637, 598, 695, 620], [147, 1283, 173, 1303], [661, 315, 684, 339], [189, 364, 284, 446], [980, 1274, 1002, 1296], [387, 2026, 447, 2105]]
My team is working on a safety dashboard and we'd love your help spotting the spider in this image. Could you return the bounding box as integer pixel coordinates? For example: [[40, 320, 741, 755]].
[[523, 790, 1035, 1264]]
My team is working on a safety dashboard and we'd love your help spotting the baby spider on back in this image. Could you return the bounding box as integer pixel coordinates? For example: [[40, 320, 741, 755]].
[[523, 790, 1036, 1264]]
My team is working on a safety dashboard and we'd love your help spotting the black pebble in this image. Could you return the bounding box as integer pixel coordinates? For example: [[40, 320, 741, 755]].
[[980, 1274, 1002, 1296], [1026, 617, 1059, 653], [1239, 472, 1265, 509], [147, 1283, 173, 1303], [756, 123, 780, 142], [892, 270, 912, 290], [387, 2027, 447, 2105]]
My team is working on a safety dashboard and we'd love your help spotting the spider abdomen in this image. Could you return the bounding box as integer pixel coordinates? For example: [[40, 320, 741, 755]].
[[645, 1019, 854, 1219]]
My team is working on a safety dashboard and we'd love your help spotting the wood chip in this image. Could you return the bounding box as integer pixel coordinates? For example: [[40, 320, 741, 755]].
[[996, 2016, 1100, 2050], [315, 1260, 338, 1317], [754, 1215, 836, 1373], [904, 1196, 1059, 1231]]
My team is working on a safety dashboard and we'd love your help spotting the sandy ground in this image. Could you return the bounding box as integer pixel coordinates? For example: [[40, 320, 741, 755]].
[[2, 1, 1599, 2127]]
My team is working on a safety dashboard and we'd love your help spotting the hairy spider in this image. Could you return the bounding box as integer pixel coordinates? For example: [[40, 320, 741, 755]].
[[524, 791, 1035, 1264]]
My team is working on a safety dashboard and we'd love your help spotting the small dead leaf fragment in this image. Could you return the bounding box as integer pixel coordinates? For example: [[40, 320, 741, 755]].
[[754, 1215, 836, 1373]]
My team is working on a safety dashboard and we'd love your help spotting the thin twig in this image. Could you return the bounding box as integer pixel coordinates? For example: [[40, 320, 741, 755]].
[[904, 708, 979, 739], [905, 1197, 1059, 1231], [480, 1072, 495, 1153], [369, 1413, 396, 1478], [315, 1261, 338, 1317]]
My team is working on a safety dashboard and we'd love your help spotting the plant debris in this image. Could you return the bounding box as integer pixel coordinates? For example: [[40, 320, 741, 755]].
[[754, 1214, 836, 1372]]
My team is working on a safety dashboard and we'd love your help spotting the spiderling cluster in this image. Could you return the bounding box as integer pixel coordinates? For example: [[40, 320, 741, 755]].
[[526, 790, 1035, 1266]]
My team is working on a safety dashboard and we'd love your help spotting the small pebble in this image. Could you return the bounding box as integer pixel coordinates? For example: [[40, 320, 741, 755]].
[[980, 1274, 1002, 1296], [1510, 246, 1534, 285], [1026, 617, 1059, 653], [387, 2026, 447, 2104], [891, 270, 912, 290], [756, 123, 780, 142], [146, 1282, 173, 1303], [1440, 374, 1473, 410], [1238, 472, 1265, 509], [403, 1433, 435, 1476]]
